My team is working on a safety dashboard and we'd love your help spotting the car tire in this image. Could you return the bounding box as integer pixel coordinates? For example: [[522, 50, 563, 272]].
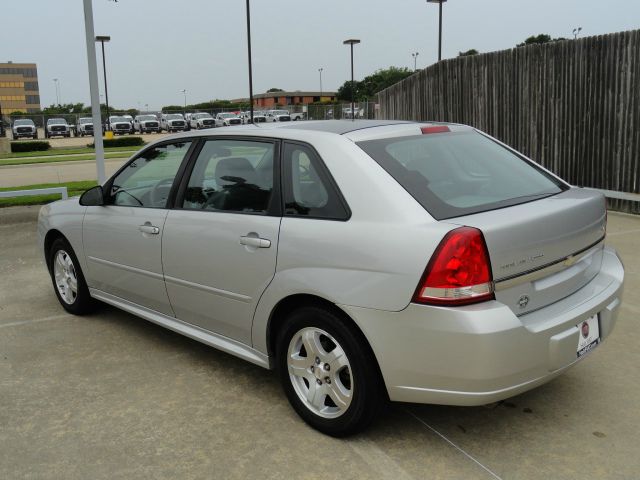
[[276, 306, 384, 437], [48, 238, 97, 315]]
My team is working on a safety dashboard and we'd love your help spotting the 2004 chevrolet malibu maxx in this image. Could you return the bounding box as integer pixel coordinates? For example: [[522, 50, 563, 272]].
[[38, 120, 624, 436]]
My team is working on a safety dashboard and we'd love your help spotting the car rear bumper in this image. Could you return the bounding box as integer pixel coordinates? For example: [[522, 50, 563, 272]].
[[340, 246, 624, 406]]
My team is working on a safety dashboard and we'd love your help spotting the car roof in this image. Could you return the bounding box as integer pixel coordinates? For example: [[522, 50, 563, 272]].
[[274, 120, 413, 134], [157, 120, 470, 144]]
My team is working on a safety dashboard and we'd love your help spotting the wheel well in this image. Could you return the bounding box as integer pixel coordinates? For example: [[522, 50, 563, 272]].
[[43, 229, 66, 270], [266, 294, 386, 395]]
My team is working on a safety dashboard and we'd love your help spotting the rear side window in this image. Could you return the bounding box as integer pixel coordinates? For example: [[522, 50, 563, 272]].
[[283, 143, 350, 220], [357, 131, 565, 220]]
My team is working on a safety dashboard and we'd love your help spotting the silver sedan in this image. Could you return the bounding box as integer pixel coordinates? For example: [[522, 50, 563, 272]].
[[38, 120, 624, 436]]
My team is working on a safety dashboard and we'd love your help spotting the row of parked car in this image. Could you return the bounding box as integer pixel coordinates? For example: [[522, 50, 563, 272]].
[[9, 109, 305, 140]]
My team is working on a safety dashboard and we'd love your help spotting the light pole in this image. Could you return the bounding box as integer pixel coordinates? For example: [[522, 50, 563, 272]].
[[412, 52, 419, 71], [83, 0, 106, 183], [427, 0, 447, 62], [245, 0, 254, 124], [318, 68, 323, 98], [573, 27, 582, 39], [0, 100, 4, 137], [95, 35, 111, 122], [343, 39, 360, 120], [145, 103, 149, 113], [53, 78, 60, 105], [181, 89, 187, 111]]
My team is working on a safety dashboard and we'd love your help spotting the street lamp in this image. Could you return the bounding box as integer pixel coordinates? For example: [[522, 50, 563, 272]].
[[53, 78, 60, 104], [318, 68, 323, 98], [573, 27, 582, 39], [95, 35, 111, 123], [412, 52, 419, 71], [181, 89, 187, 111], [245, 0, 254, 124], [427, 0, 447, 62], [343, 39, 360, 120], [0, 100, 5, 137]]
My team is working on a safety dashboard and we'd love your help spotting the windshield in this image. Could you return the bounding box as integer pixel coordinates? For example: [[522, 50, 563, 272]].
[[196, 113, 212, 119], [357, 131, 565, 220], [166, 114, 183, 119], [14, 119, 33, 126], [219, 113, 235, 118], [137, 115, 157, 121], [79, 118, 92, 124], [274, 110, 289, 115], [111, 117, 128, 122], [47, 118, 67, 125]]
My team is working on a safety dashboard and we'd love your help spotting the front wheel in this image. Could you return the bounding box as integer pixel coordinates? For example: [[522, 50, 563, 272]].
[[277, 306, 383, 437], [48, 238, 96, 315]]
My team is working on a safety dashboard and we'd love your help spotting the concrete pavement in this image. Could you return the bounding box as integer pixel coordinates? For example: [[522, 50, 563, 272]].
[[0, 157, 126, 188], [0, 208, 638, 479]]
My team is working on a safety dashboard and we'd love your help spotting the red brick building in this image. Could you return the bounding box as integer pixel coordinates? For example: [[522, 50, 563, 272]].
[[249, 91, 336, 108]]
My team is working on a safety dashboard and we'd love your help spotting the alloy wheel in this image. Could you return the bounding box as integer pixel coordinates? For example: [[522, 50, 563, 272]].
[[53, 250, 78, 305], [287, 327, 353, 419]]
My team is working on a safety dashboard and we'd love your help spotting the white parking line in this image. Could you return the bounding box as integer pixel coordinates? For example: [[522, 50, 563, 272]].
[[0, 313, 72, 329], [405, 409, 504, 480]]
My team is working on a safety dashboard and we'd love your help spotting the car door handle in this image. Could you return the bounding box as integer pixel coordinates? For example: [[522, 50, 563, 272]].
[[240, 236, 271, 248], [139, 224, 160, 235]]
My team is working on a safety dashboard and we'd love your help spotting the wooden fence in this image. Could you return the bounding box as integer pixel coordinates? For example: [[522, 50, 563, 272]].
[[377, 30, 640, 213]]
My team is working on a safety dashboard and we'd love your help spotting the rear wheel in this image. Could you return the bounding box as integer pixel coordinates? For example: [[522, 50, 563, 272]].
[[276, 306, 383, 437], [48, 238, 96, 315]]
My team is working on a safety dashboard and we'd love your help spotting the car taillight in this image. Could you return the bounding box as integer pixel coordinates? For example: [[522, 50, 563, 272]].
[[413, 227, 494, 306]]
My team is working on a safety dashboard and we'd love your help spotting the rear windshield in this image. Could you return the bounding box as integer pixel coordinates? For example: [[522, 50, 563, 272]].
[[357, 131, 566, 220]]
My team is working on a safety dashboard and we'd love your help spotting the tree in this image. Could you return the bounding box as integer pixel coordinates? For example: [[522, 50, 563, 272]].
[[517, 34, 566, 47], [267, 88, 284, 93], [336, 67, 413, 101], [458, 49, 479, 57], [336, 80, 365, 102], [42, 103, 86, 115]]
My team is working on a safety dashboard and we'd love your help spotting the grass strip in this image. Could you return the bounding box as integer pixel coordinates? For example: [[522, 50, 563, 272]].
[[0, 152, 130, 167], [0, 181, 98, 207], [0, 145, 138, 159]]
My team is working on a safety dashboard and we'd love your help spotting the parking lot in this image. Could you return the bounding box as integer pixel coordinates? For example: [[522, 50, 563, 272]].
[[0, 206, 638, 480]]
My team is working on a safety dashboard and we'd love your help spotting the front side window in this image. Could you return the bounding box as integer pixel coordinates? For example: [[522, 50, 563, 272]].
[[183, 140, 275, 214], [109, 141, 192, 208], [283, 143, 349, 220]]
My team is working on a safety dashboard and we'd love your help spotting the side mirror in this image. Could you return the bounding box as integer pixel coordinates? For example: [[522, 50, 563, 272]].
[[79, 185, 105, 206]]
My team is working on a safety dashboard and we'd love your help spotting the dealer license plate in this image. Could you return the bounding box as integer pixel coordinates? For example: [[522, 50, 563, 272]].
[[577, 314, 600, 358]]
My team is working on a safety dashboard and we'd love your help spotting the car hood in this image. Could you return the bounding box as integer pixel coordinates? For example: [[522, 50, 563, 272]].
[[14, 124, 35, 129]]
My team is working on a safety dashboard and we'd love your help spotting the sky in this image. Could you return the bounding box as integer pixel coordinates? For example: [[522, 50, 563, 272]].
[[3, 0, 640, 110]]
